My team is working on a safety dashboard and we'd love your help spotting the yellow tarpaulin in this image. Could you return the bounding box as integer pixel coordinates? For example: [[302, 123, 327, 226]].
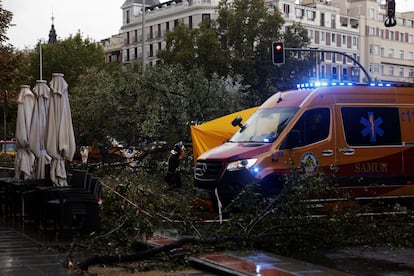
[[190, 107, 258, 163]]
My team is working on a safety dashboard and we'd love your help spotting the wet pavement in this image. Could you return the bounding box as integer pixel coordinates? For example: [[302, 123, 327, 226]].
[[1, 218, 413, 275], [0, 224, 72, 275], [0, 219, 347, 276]]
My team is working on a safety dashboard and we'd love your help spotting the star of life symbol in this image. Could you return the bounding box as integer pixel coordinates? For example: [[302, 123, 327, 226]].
[[360, 112, 384, 142]]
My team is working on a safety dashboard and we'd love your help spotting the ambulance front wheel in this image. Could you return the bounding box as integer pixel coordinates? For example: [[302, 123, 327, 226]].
[[259, 174, 283, 196]]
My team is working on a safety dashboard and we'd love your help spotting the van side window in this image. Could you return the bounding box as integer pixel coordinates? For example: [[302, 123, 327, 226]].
[[281, 108, 330, 149], [341, 107, 401, 146]]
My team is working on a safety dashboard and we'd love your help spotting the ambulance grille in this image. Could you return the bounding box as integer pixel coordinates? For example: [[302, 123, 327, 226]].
[[194, 160, 223, 182]]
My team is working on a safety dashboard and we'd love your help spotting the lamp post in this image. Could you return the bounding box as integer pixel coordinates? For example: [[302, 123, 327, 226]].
[[142, 0, 146, 68], [39, 39, 46, 80]]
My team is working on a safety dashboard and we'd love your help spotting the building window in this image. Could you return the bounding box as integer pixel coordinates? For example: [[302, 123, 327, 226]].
[[409, 68, 414, 77], [332, 67, 337, 79], [342, 68, 347, 80], [126, 10, 130, 24], [149, 26, 153, 40], [381, 65, 385, 75], [295, 8, 304, 18], [380, 29, 385, 38], [342, 35, 346, 45], [369, 8, 375, 19], [321, 31, 325, 42], [320, 13, 325, 27], [400, 32, 404, 42], [126, 49, 130, 61], [134, 30, 138, 42], [369, 27, 375, 36], [389, 66, 394, 76], [399, 67, 404, 77], [202, 13, 211, 25], [390, 31, 394, 40], [166, 22, 170, 32], [134, 47, 138, 60], [149, 44, 153, 57], [283, 4, 290, 16], [158, 24, 161, 37], [400, 50, 404, 59], [189, 16, 193, 29], [352, 36, 357, 46], [307, 10, 315, 21], [331, 33, 336, 43], [127, 32, 130, 44], [389, 48, 394, 57], [331, 14, 336, 29], [409, 34, 414, 43]]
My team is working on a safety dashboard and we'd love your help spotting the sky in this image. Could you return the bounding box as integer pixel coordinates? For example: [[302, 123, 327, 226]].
[[3, 0, 414, 50], [3, 0, 124, 49]]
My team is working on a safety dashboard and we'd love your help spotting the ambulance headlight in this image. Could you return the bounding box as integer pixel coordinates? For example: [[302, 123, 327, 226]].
[[226, 159, 258, 171]]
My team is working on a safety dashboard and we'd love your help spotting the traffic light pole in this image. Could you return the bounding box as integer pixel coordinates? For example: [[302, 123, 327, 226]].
[[285, 48, 372, 84]]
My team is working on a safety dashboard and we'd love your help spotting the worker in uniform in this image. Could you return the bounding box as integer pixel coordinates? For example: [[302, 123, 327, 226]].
[[165, 141, 185, 189]]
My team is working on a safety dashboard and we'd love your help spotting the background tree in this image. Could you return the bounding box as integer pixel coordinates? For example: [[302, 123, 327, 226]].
[[0, 1, 32, 139], [70, 66, 119, 148], [216, 0, 313, 106], [157, 21, 228, 79], [27, 32, 104, 89], [72, 62, 245, 149], [158, 0, 313, 108]]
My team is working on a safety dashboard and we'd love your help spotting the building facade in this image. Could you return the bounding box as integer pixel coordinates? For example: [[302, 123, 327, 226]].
[[107, 0, 414, 83], [119, 0, 219, 66]]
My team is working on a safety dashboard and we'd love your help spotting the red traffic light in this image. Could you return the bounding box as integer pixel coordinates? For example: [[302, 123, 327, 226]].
[[272, 41, 285, 65]]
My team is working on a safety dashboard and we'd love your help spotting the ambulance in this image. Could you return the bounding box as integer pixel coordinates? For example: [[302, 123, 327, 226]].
[[194, 83, 414, 210]]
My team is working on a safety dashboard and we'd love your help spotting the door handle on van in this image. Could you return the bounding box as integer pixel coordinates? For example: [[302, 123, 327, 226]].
[[321, 150, 333, 156], [339, 148, 355, 156]]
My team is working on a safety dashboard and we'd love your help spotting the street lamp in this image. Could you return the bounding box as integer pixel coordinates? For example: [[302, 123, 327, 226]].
[[39, 39, 46, 80], [142, 0, 146, 68]]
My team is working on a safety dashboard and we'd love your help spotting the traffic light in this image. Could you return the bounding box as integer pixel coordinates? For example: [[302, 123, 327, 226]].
[[272, 41, 285, 64]]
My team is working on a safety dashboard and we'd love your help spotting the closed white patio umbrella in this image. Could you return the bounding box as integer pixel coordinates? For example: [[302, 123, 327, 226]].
[[46, 73, 76, 186], [14, 85, 36, 179], [29, 80, 52, 180]]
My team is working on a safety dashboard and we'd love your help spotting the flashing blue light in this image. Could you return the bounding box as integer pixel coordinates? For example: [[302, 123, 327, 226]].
[[369, 82, 393, 87], [296, 81, 395, 89], [252, 167, 260, 174]]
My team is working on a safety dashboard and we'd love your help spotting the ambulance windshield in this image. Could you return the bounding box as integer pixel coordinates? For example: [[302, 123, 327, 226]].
[[229, 107, 297, 143]]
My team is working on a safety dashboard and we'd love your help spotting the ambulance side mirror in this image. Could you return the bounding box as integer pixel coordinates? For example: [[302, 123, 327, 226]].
[[231, 116, 246, 131]]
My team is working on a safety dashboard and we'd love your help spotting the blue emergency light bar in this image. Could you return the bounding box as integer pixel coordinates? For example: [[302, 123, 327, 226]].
[[296, 81, 393, 89]]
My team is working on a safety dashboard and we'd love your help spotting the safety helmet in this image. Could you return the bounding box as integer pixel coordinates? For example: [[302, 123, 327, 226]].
[[173, 141, 185, 153]]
